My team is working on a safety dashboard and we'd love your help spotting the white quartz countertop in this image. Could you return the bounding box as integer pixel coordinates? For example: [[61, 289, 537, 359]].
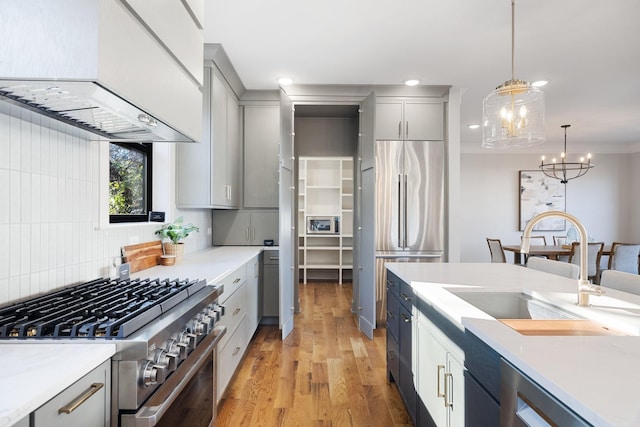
[[0, 246, 265, 427], [386, 262, 640, 427], [0, 343, 115, 427], [130, 246, 263, 285]]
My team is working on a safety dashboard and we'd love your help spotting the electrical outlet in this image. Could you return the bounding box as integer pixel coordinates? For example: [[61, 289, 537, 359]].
[[117, 262, 130, 280]]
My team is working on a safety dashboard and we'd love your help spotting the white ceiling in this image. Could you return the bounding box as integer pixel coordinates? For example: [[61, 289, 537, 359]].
[[204, 0, 640, 154]]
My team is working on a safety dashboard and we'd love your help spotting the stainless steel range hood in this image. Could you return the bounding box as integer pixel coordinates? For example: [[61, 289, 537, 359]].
[[0, 0, 203, 143], [0, 80, 193, 142]]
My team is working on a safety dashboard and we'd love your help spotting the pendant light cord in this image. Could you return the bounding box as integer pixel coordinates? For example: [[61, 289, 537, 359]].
[[511, 0, 516, 82]]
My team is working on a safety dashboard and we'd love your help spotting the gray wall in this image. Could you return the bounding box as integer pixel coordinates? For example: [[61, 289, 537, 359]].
[[460, 152, 636, 263], [295, 117, 357, 157]]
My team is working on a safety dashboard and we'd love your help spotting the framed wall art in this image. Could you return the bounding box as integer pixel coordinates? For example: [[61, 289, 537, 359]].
[[519, 170, 566, 231]]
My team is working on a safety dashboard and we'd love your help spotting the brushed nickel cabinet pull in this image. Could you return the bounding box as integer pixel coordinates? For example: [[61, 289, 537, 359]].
[[232, 346, 241, 356], [233, 308, 241, 316], [400, 292, 411, 302], [58, 382, 104, 414], [436, 365, 445, 398], [444, 372, 453, 408], [398, 121, 402, 138], [233, 278, 241, 284], [386, 310, 395, 319], [400, 313, 410, 323]]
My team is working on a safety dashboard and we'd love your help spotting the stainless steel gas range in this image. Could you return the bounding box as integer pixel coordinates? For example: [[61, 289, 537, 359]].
[[0, 277, 226, 427]]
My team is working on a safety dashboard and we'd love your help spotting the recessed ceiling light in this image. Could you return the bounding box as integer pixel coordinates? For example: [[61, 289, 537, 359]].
[[277, 77, 293, 86], [404, 79, 420, 86], [532, 80, 548, 87], [468, 124, 480, 129]]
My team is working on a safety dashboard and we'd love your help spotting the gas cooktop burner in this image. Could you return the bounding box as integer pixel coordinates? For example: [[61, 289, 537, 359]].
[[0, 277, 207, 339]]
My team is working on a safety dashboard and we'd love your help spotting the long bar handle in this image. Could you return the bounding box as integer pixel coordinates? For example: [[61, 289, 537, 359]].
[[444, 372, 453, 408], [404, 174, 408, 248], [58, 382, 104, 414], [406, 121, 409, 139], [398, 121, 402, 139], [436, 365, 445, 398], [398, 174, 402, 247]]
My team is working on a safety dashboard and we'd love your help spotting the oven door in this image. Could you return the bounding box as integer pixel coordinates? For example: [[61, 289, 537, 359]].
[[120, 327, 226, 427]]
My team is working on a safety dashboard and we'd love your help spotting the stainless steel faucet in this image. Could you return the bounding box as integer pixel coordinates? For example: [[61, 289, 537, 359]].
[[521, 211, 603, 306]]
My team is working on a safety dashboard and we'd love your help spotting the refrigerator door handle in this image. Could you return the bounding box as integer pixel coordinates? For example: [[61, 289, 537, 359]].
[[397, 174, 402, 247], [404, 174, 408, 249]]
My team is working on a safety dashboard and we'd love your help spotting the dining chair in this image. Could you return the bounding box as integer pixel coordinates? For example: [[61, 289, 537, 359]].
[[486, 238, 506, 263], [600, 270, 640, 296], [553, 235, 567, 246], [526, 257, 579, 279], [569, 242, 605, 284], [607, 242, 640, 274], [521, 235, 548, 261]]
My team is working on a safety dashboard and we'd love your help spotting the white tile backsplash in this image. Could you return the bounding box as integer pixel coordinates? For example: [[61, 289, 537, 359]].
[[0, 103, 213, 306]]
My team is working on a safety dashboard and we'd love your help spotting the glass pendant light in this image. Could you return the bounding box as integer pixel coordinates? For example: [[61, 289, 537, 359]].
[[482, 0, 545, 148]]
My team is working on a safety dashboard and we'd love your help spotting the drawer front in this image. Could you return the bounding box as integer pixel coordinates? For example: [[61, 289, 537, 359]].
[[217, 315, 249, 400], [386, 270, 401, 298], [386, 290, 400, 341], [217, 282, 247, 350], [217, 265, 247, 304], [263, 249, 279, 265], [33, 360, 110, 427], [398, 280, 415, 311]]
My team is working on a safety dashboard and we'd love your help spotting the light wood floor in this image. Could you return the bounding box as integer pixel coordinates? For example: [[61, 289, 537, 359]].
[[216, 282, 413, 427]]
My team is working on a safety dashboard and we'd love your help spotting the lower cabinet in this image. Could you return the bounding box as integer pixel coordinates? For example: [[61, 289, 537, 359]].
[[261, 249, 279, 324], [32, 359, 111, 427], [215, 256, 261, 402], [415, 310, 465, 427]]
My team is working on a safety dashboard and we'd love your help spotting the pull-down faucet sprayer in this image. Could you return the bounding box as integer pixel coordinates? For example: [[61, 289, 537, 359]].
[[521, 211, 603, 306]]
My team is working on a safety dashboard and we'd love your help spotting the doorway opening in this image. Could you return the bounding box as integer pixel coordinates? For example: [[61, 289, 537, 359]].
[[293, 104, 359, 285]]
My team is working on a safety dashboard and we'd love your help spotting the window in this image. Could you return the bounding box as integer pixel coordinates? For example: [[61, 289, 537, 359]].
[[109, 142, 152, 223]]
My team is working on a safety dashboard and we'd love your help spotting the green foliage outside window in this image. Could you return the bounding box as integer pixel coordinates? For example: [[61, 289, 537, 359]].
[[109, 143, 147, 215]]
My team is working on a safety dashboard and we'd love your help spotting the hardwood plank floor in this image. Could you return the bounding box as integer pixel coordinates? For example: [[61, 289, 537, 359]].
[[216, 282, 413, 427]]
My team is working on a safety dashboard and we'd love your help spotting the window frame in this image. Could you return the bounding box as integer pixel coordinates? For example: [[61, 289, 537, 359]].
[[109, 142, 153, 224]]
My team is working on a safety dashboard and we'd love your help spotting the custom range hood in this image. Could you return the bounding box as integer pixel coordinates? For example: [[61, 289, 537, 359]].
[[0, 0, 203, 143]]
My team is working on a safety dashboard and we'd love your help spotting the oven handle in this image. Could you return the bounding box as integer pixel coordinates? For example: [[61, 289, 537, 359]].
[[120, 326, 227, 427]]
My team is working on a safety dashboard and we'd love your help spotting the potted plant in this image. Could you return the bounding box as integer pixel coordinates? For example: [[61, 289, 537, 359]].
[[155, 217, 199, 262]]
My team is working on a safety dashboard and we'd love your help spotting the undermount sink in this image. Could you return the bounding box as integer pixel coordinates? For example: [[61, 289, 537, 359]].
[[450, 291, 629, 336], [451, 291, 577, 320]]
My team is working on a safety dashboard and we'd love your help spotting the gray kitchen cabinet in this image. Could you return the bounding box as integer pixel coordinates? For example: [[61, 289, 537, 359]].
[[212, 210, 279, 246], [244, 105, 280, 208], [261, 249, 280, 324], [375, 100, 443, 141], [176, 65, 240, 208], [32, 359, 111, 427], [212, 68, 240, 208]]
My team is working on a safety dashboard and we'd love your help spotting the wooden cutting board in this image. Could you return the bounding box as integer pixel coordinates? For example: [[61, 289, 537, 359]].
[[500, 319, 626, 336], [122, 241, 164, 273]]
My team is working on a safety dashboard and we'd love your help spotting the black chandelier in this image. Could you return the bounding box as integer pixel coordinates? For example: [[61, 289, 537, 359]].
[[539, 124, 593, 184]]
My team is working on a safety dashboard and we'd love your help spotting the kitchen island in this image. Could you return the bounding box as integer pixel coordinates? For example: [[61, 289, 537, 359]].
[[387, 262, 640, 427]]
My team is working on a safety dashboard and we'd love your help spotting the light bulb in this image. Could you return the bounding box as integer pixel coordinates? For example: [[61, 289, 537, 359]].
[[580, 157, 585, 162], [587, 153, 592, 160], [519, 105, 527, 117]]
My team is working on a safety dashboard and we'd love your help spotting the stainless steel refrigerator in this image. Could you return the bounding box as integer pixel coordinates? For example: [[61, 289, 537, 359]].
[[375, 140, 445, 322]]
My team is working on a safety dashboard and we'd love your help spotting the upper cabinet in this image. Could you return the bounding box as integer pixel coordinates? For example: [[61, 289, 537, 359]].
[[0, 0, 203, 143], [244, 105, 280, 208], [176, 65, 240, 208], [375, 100, 444, 141], [211, 70, 240, 208]]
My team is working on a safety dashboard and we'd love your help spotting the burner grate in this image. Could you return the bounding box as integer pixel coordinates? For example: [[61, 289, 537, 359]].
[[0, 277, 205, 338]]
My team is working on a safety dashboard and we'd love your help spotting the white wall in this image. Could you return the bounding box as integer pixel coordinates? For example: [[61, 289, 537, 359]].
[[0, 103, 212, 306], [460, 152, 635, 263]]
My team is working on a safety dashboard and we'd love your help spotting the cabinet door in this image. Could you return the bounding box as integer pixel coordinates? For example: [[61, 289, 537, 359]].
[[403, 102, 443, 141], [399, 304, 416, 423], [246, 256, 260, 336], [226, 92, 240, 207], [211, 71, 228, 206], [32, 360, 110, 427], [212, 211, 250, 245], [244, 106, 280, 208], [447, 353, 465, 427], [250, 211, 279, 246], [375, 102, 403, 140], [416, 319, 447, 427], [360, 91, 376, 170]]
